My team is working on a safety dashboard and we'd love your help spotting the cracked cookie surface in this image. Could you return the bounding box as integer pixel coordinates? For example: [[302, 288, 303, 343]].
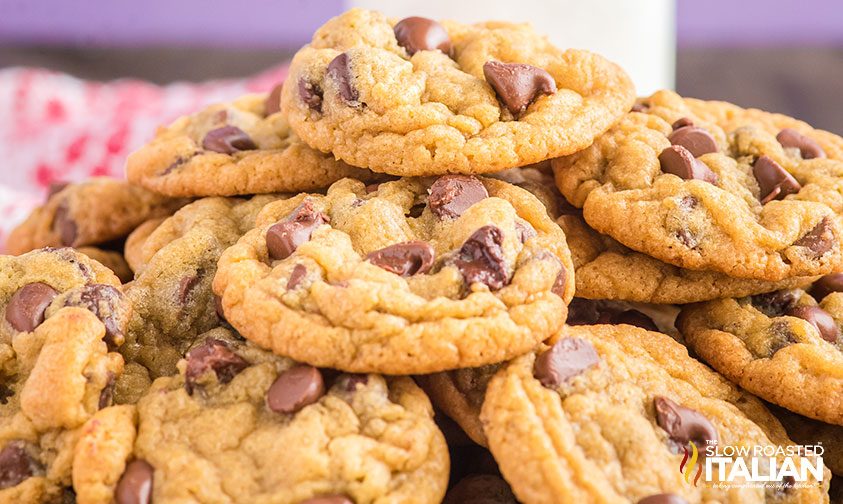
[[214, 176, 574, 374], [481, 324, 830, 503], [127, 92, 376, 197], [7, 178, 185, 255], [553, 90, 843, 281], [281, 9, 634, 176], [122, 328, 449, 503], [676, 283, 843, 425]]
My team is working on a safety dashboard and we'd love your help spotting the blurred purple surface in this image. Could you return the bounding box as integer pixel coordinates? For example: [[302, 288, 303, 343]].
[[1, 0, 842, 48]]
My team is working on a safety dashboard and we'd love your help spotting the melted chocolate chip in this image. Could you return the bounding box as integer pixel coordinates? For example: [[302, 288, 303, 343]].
[[335, 373, 368, 392], [454, 226, 508, 290], [177, 274, 201, 304], [53, 201, 78, 246], [159, 154, 195, 176], [184, 338, 248, 394], [658, 145, 718, 184], [777, 128, 825, 159], [638, 494, 689, 504], [808, 273, 843, 301], [266, 365, 325, 414], [0, 442, 38, 490], [483, 61, 556, 117], [668, 126, 718, 157], [671, 117, 694, 130], [654, 396, 719, 452], [794, 217, 835, 259], [202, 126, 257, 154], [5, 282, 58, 332], [533, 337, 599, 388], [286, 264, 308, 290], [428, 175, 488, 219], [265, 200, 329, 261], [786, 305, 840, 343], [366, 241, 435, 277], [675, 228, 699, 249], [515, 222, 537, 243], [394, 16, 452, 56], [64, 284, 127, 348], [752, 290, 798, 317], [115, 459, 154, 504], [551, 266, 567, 298], [264, 83, 283, 116], [767, 320, 798, 356], [298, 78, 323, 112], [326, 53, 359, 105], [98, 372, 116, 410], [753, 155, 801, 204]]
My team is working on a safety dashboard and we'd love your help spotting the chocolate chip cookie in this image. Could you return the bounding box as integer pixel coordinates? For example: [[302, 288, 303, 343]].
[[120, 328, 449, 503], [123, 195, 281, 378], [0, 307, 125, 502], [676, 282, 843, 425], [214, 176, 574, 374], [126, 91, 376, 197], [281, 9, 635, 176], [481, 325, 830, 503], [553, 89, 843, 281], [7, 178, 186, 255], [559, 212, 818, 303]]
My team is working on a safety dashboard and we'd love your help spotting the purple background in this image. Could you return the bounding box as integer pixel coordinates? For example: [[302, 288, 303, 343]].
[[1, 0, 841, 48]]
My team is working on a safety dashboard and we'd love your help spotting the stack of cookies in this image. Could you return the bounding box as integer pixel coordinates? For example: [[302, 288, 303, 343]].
[[2, 8, 841, 504]]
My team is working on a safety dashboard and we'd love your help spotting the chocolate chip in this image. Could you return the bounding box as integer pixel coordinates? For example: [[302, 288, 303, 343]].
[[115, 459, 154, 504], [335, 373, 368, 392], [53, 201, 78, 246], [767, 320, 797, 355], [777, 128, 825, 159], [551, 266, 567, 298], [752, 290, 798, 317], [654, 396, 719, 452], [515, 222, 537, 243], [264, 83, 283, 116], [265, 200, 329, 261], [638, 494, 689, 504], [0, 384, 12, 405], [428, 175, 488, 219], [753, 155, 801, 204], [675, 228, 699, 249], [454, 225, 508, 290], [600, 310, 659, 332], [46, 181, 69, 200], [177, 274, 201, 304], [299, 496, 353, 504], [671, 117, 694, 130], [483, 61, 556, 117], [287, 264, 308, 290], [0, 442, 38, 490], [366, 241, 434, 277], [298, 79, 323, 112], [533, 337, 599, 388], [202, 126, 257, 154], [326, 53, 359, 105], [668, 126, 717, 158], [64, 284, 127, 348], [794, 217, 834, 259], [785, 305, 840, 343], [631, 103, 649, 113], [184, 338, 248, 394], [160, 154, 194, 176], [5, 282, 58, 332], [393, 16, 451, 56], [266, 365, 325, 414], [808, 273, 843, 301], [658, 145, 718, 184]]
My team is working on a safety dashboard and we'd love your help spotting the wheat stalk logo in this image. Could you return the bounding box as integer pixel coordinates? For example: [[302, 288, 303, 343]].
[[679, 441, 703, 486]]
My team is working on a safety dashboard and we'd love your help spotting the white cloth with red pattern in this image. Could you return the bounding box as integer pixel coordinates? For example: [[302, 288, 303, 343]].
[[0, 64, 288, 252]]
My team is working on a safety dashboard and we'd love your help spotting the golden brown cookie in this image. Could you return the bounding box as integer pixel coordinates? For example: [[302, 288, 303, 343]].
[[677, 284, 843, 426], [553, 90, 843, 281], [214, 176, 574, 374], [768, 404, 842, 477], [123, 217, 166, 274], [481, 325, 830, 503], [7, 178, 186, 255], [126, 92, 377, 197], [281, 9, 635, 176]]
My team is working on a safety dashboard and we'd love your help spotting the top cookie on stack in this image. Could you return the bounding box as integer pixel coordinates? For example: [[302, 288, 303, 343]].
[[280, 8, 635, 176]]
